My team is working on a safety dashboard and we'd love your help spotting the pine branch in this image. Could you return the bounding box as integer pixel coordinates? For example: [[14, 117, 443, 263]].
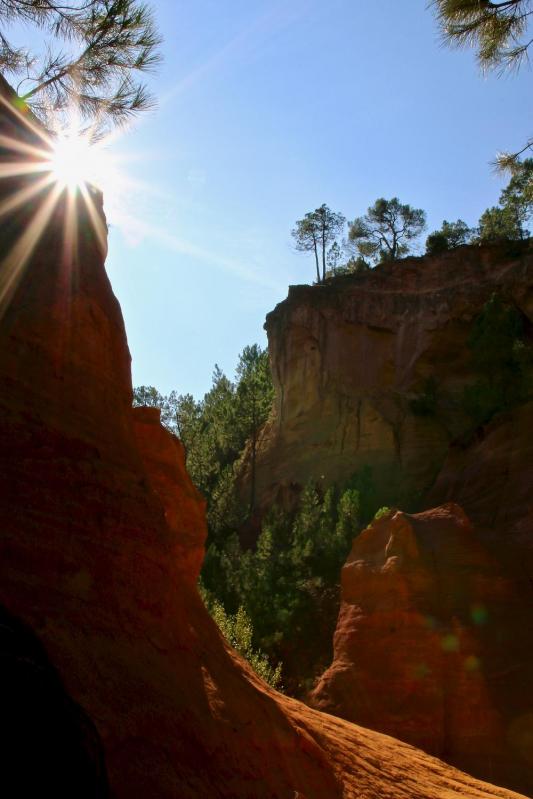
[[2, 0, 162, 129]]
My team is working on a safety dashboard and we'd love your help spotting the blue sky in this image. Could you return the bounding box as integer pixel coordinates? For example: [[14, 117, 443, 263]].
[[98, 0, 531, 398]]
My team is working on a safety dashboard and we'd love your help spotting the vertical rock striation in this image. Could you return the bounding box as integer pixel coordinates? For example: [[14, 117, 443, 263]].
[[249, 246, 532, 512]]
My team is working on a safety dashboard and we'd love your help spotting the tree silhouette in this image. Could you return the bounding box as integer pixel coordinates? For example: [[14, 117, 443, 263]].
[[292, 204, 346, 283]]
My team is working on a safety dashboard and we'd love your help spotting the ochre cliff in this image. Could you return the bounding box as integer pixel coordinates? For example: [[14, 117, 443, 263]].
[[249, 244, 532, 513], [310, 504, 533, 795], [242, 228, 533, 794], [0, 81, 525, 797]]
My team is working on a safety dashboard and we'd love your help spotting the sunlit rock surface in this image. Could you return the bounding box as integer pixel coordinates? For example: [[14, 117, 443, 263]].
[[246, 244, 532, 513], [0, 77, 528, 798], [310, 504, 533, 794]]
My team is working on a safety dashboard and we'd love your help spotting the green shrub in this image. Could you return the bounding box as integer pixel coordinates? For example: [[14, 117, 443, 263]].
[[200, 587, 283, 689], [373, 506, 392, 521], [425, 231, 449, 255], [201, 476, 370, 689], [345, 256, 371, 273], [425, 219, 473, 254]]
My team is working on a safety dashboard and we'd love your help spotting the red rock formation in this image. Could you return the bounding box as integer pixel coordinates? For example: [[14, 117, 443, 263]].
[[311, 504, 533, 795], [246, 243, 532, 514], [0, 78, 527, 798], [240, 233, 533, 794], [132, 405, 207, 583]]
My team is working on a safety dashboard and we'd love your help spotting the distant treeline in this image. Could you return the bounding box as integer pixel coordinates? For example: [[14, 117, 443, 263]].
[[292, 160, 533, 282]]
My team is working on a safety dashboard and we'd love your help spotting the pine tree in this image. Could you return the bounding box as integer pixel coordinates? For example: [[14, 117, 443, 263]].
[[292, 204, 346, 283], [349, 198, 426, 263], [432, 0, 533, 165], [0, 0, 161, 132]]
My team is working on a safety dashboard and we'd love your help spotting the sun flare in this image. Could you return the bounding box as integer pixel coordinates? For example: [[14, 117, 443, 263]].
[[48, 132, 111, 193], [0, 94, 152, 320]]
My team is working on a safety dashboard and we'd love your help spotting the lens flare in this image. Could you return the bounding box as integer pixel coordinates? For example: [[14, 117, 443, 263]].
[[48, 132, 110, 193], [0, 94, 156, 322], [0, 96, 122, 318]]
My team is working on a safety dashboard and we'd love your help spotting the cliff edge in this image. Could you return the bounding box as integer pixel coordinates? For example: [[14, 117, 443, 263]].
[[250, 244, 532, 516]]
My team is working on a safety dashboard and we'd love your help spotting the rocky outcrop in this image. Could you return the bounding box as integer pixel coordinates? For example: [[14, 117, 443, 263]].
[[248, 244, 532, 514], [132, 405, 207, 583], [310, 504, 533, 795], [0, 81, 524, 797], [249, 253, 533, 794]]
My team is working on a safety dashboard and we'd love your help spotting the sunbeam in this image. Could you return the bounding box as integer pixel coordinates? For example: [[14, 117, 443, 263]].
[[0, 173, 56, 219], [0, 91, 129, 323], [0, 183, 63, 316], [79, 181, 108, 254]]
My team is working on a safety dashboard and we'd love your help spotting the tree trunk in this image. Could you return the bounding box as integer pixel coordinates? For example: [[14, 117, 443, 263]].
[[249, 396, 257, 515], [313, 242, 320, 284], [249, 431, 256, 516]]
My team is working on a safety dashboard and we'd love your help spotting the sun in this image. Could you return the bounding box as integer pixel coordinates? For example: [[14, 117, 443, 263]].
[[0, 93, 151, 318], [48, 130, 112, 193], [0, 95, 154, 318]]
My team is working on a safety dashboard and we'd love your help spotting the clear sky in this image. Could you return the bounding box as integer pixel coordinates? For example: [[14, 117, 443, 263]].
[[98, 0, 531, 399]]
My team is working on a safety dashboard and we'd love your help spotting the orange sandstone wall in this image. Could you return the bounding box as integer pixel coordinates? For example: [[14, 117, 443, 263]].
[[310, 505, 533, 795], [248, 244, 533, 513]]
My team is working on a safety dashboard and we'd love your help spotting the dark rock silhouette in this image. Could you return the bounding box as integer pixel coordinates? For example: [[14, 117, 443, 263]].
[[0, 604, 109, 797]]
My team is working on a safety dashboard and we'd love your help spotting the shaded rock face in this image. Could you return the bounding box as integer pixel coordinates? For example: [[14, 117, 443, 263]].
[[249, 245, 532, 512], [0, 604, 109, 798], [429, 401, 533, 573], [0, 81, 528, 799], [132, 405, 207, 583], [310, 504, 533, 795]]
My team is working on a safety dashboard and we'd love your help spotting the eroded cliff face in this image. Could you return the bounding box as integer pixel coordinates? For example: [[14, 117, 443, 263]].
[[252, 248, 533, 794], [310, 504, 533, 795], [0, 80, 524, 798], [429, 400, 533, 571], [251, 245, 532, 513]]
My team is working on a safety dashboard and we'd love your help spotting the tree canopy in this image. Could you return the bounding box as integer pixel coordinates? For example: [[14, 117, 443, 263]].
[[133, 344, 274, 533], [0, 0, 162, 131], [292, 204, 346, 283], [235, 344, 274, 513], [348, 197, 426, 263], [426, 219, 473, 254], [478, 158, 533, 241], [500, 157, 533, 222]]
